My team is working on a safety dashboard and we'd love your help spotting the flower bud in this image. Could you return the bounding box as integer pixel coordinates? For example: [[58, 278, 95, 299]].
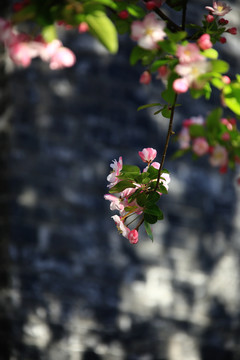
[[118, 10, 129, 19], [227, 27, 237, 35], [206, 14, 214, 23], [220, 36, 226, 44], [128, 230, 139, 244], [139, 148, 157, 163], [218, 18, 228, 25], [221, 132, 230, 141], [197, 33, 212, 50], [139, 71, 152, 85], [173, 78, 189, 93]]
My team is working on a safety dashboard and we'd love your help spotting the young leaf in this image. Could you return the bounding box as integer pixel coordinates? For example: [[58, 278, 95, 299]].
[[42, 25, 57, 42], [86, 10, 118, 54], [122, 165, 140, 173], [189, 124, 206, 137], [130, 46, 152, 66], [161, 106, 171, 118], [202, 48, 218, 59], [144, 221, 154, 242], [223, 82, 240, 115], [137, 103, 162, 111], [109, 180, 136, 193], [206, 107, 222, 131], [211, 59, 229, 74]]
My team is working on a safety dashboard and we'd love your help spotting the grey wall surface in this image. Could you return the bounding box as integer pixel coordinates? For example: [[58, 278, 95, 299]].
[[1, 1, 240, 359]]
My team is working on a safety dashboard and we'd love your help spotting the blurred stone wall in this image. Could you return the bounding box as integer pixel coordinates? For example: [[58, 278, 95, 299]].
[[1, 1, 240, 359]]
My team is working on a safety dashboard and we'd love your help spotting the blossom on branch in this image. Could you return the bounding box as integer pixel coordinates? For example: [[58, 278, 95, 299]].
[[107, 157, 123, 188], [205, 1, 232, 16], [131, 13, 166, 50], [139, 147, 157, 163]]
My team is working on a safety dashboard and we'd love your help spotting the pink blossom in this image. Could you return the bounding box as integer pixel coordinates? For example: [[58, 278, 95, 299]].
[[131, 13, 166, 50], [173, 78, 189, 93], [139, 148, 157, 163], [107, 157, 123, 188], [221, 118, 233, 130], [8, 40, 42, 67], [205, 2, 232, 16], [175, 60, 211, 86], [49, 46, 76, 70], [192, 137, 209, 156], [222, 75, 231, 84], [209, 145, 228, 167], [156, 65, 170, 81], [178, 127, 191, 149], [139, 71, 152, 84], [104, 194, 125, 214], [128, 229, 139, 244], [183, 116, 205, 127], [176, 43, 204, 64], [197, 34, 212, 50], [111, 215, 130, 238], [221, 132, 230, 141]]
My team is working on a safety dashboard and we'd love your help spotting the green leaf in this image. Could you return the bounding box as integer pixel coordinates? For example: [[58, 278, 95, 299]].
[[130, 46, 152, 66], [144, 213, 158, 224], [147, 166, 159, 179], [223, 82, 240, 115], [161, 106, 171, 118], [211, 59, 229, 74], [158, 39, 177, 55], [171, 148, 190, 159], [158, 184, 168, 194], [206, 107, 222, 131], [137, 103, 162, 111], [86, 10, 118, 53], [122, 165, 140, 173], [109, 180, 136, 193], [165, 29, 187, 42], [144, 221, 154, 241], [146, 191, 160, 205], [144, 204, 164, 219], [137, 193, 147, 207], [92, 0, 118, 10], [189, 124, 206, 137], [202, 48, 218, 59], [211, 77, 224, 89], [126, 4, 145, 18], [42, 25, 57, 42]]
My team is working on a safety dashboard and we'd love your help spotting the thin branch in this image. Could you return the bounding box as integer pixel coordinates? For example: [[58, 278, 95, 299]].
[[154, 8, 182, 32], [155, 93, 177, 191], [142, 1, 182, 32]]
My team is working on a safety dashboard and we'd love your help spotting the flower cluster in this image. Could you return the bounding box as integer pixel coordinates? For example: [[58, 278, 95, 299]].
[[173, 41, 211, 94], [0, 18, 76, 69], [177, 110, 240, 173], [204, 1, 237, 44], [104, 148, 170, 243]]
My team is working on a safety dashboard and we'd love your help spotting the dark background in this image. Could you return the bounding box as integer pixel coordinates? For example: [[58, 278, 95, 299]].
[[0, 1, 240, 359]]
